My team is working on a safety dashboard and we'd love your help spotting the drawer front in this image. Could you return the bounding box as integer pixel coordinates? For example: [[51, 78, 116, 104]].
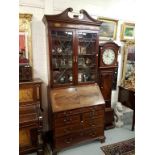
[[83, 117, 104, 128], [55, 108, 82, 118], [54, 127, 104, 149], [19, 128, 31, 147], [54, 105, 104, 118], [54, 123, 83, 137], [83, 105, 104, 113], [19, 104, 38, 115], [83, 109, 104, 119], [54, 115, 80, 127], [19, 127, 38, 148], [19, 84, 41, 105], [54, 116, 104, 137], [81, 127, 104, 140]]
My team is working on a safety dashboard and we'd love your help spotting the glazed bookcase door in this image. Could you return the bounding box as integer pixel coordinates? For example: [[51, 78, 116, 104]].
[[77, 30, 98, 84], [51, 30, 74, 87]]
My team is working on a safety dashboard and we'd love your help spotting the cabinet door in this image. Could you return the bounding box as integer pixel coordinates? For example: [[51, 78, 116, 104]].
[[50, 30, 74, 87], [19, 128, 38, 151], [77, 31, 98, 84]]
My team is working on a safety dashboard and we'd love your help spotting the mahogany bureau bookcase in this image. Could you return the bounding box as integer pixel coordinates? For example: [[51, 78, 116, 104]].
[[43, 8, 105, 155], [48, 84, 105, 155], [19, 79, 44, 155]]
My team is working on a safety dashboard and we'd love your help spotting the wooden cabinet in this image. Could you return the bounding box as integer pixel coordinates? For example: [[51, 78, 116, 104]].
[[43, 8, 102, 88], [19, 79, 44, 155], [98, 42, 120, 129], [49, 84, 105, 155], [43, 8, 104, 154]]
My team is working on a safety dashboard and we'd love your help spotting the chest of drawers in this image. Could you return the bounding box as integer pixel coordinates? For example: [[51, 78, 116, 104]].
[[49, 84, 105, 155], [19, 79, 44, 155]]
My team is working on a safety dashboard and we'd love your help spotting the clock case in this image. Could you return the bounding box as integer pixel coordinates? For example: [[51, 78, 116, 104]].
[[99, 42, 119, 68], [98, 42, 120, 129]]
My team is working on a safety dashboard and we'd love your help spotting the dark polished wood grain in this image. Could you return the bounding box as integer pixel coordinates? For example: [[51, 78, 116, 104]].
[[50, 84, 104, 112], [98, 42, 120, 129], [43, 8, 102, 88], [118, 86, 135, 131], [19, 79, 44, 155], [44, 8, 104, 154], [99, 42, 119, 69], [49, 84, 105, 155]]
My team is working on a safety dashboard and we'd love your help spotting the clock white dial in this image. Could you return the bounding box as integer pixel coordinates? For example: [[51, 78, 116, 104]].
[[102, 49, 115, 65]]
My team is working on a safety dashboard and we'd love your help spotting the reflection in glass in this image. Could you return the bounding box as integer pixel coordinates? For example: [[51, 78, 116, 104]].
[[77, 32, 97, 83], [51, 30, 73, 85]]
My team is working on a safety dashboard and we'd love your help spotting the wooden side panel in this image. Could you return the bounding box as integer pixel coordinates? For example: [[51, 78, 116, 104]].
[[19, 79, 44, 155]]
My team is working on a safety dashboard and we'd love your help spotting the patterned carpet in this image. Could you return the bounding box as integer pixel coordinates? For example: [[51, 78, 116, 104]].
[[101, 138, 135, 155]]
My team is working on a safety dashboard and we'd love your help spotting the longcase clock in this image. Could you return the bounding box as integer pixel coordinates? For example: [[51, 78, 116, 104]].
[[98, 42, 120, 129]]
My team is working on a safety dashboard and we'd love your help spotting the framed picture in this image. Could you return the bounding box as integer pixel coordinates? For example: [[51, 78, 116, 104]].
[[120, 22, 135, 42], [97, 17, 118, 40], [121, 42, 135, 90], [19, 13, 33, 65]]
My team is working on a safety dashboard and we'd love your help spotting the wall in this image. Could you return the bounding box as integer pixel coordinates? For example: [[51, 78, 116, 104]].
[[19, 0, 135, 131]]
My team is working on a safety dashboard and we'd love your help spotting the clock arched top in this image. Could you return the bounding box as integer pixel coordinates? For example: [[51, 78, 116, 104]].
[[99, 42, 120, 68]]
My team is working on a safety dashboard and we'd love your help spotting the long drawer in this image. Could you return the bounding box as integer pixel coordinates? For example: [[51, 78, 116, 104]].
[[54, 105, 104, 118], [54, 117, 104, 137], [83, 109, 104, 118], [54, 114, 80, 128], [54, 127, 104, 149]]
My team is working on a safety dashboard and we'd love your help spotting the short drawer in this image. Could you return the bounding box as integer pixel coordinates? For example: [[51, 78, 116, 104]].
[[54, 108, 82, 118], [19, 104, 38, 115], [83, 117, 104, 128], [20, 113, 38, 127], [54, 114, 80, 127], [54, 123, 83, 137], [55, 133, 78, 149], [83, 109, 104, 119], [82, 127, 104, 140], [83, 105, 104, 113]]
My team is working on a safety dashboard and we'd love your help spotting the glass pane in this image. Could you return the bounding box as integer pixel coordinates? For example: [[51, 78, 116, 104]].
[[77, 32, 97, 83], [51, 30, 73, 85]]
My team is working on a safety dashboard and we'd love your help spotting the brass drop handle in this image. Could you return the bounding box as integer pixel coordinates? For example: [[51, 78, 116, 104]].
[[89, 122, 96, 127], [65, 137, 72, 144], [89, 110, 95, 117], [64, 117, 72, 123], [89, 132, 96, 137]]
